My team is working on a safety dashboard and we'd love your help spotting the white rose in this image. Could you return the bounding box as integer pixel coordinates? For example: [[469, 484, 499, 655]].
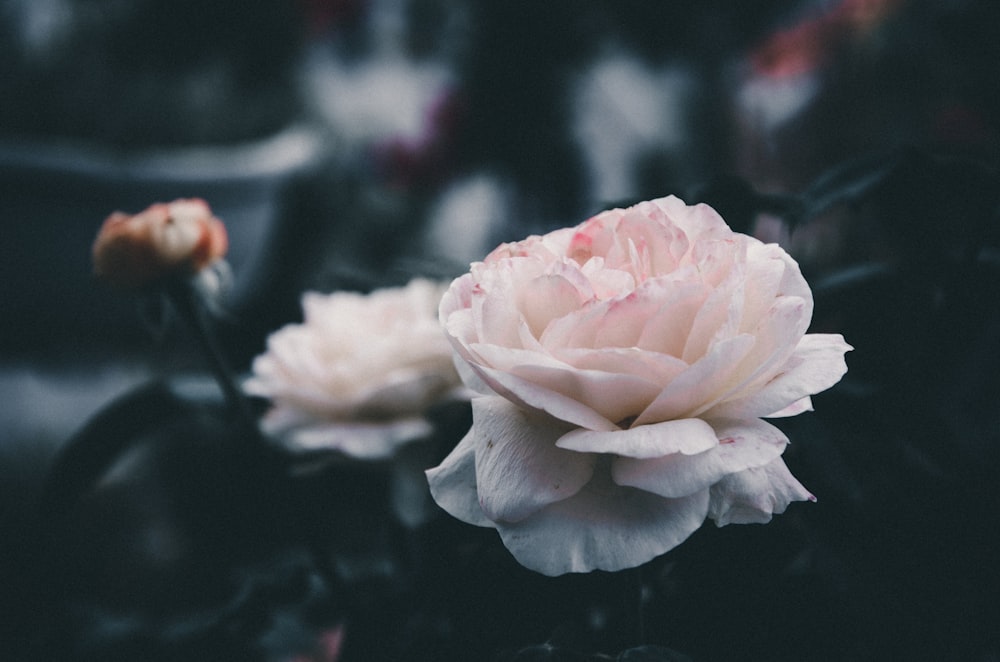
[[246, 279, 465, 460], [427, 195, 852, 575]]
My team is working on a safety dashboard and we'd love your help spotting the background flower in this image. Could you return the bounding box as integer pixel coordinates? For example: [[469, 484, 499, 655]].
[[245, 278, 465, 460], [92, 198, 228, 289], [428, 195, 851, 575]]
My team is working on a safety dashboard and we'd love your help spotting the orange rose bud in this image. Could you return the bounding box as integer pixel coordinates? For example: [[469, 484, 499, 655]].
[[92, 198, 228, 289]]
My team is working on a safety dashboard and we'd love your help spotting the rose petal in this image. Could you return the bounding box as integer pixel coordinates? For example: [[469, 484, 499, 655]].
[[753, 240, 813, 303], [519, 271, 589, 340], [469, 362, 619, 431], [741, 242, 812, 328], [443, 306, 480, 354], [450, 350, 494, 395], [650, 197, 731, 243], [551, 346, 689, 387], [495, 461, 710, 575], [470, 343, 662, 425], [766, 395, 813, 418], [681, 263, 746, 363], [634, 334, 756, 426], [474, 261, 532, 349], [508, 364, 661, 426], [472, 396, 597, 523], [540, 271, 685, 351], [635, 280, 710, 358], [611, 418, 788, 498], [594, 289, 672, 348], [688, 295, 811, 417], [705, 333, 852, 420], [279, 417, 432, 459], [426, 428, 493, 527], [738, 249, 788, 329], [440, 273, 474, 324], [556, 418, 718, 458], [708, 457, 814, 526], [580, 256, 636, 298]]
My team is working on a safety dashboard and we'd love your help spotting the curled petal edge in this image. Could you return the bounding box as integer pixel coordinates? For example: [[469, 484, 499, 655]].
[[708, 457, 815, 526]]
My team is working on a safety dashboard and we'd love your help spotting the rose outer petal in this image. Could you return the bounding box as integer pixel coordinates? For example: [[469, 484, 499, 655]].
[[426, 428, 493, 527], [706, 333, 852, 420], [556, 418, 718, 458], [688, 295, 811, 418], [708, 457, 815, 526], [766, 395, 813, 418], [496, 466, 710, 576], [611, 418, 788, 498], [472, 396, 597, 523]]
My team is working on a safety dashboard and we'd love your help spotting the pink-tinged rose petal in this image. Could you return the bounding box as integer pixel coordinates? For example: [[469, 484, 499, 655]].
[[495, 462, 710, 575], [687, 236, 737, 287], [439, 272, 474, 323], [650, 197, 731, 242], [486, 226, 577, 263], [634, 334, 756, 426], [579, 257, 636, 299], [708, 457, 814, 525], [681, 264, 746, 363], [594, 290, 672, 349], [761, 240, 813, 302], [466, 342, 571, 374], [473, 396, 597, 523], [426, 429, 492, 527], [474, 262, 532, 349], [766, 395, 813, 418], [551, 347, 689, 388], [557, 276, 704, 354], [469, 362, 619, 431], [443, 306, 479, 352], [504, 364, 661, 426], [469, 343, 662, 424], [599, 212, 686, 279], [556, 418, 718, 458], [635, 280, 710, 357], [741, 242, 812, 325], [611, 418, 788, 498], [689, 295, 811, 417], [519, 272, 589, 340], [738, 249, 788, 329], [706, 333, 852, 420]]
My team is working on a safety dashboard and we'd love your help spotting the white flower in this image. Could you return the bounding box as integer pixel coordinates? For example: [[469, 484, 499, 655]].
[[245, 279, 465, 460], [427, 195, 852, 575]]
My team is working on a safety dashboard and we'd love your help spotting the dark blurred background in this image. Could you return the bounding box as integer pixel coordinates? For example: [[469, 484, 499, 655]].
[[2, 0, 999, 660]]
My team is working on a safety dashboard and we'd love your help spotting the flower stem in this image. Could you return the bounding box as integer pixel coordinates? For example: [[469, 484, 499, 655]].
[[165, 278, 255, 429]]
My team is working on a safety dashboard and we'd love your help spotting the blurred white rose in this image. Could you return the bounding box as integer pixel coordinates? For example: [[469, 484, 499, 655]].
[[246, 279, 465, 460]]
